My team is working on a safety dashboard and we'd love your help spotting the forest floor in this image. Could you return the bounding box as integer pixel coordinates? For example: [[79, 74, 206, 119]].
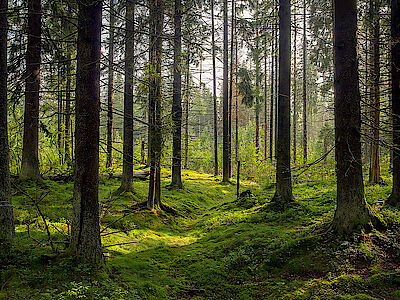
[[1, 165, 400, 299]]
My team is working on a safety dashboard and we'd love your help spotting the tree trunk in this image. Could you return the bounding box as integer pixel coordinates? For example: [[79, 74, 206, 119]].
[[0, 0, 14, 242], [184, 52, 190, 170], [106, 0, 115, 169], [302, 0, 307, 165], [120, 0, 135, 193], [388, 0, 400, 205], [270, 27, 275, 161], [64, 6, 72, 166], [222, 0, 230, 182], [20, 0, 41, 180], [368, 0, 382, 184], [228, 0, 235, 176], [147, 0, 164, 209], [264, 16, 268, 161], [255, 1, 260, 156], [70, 0, 103, 263], [57, 65, 63, 163], [171, 0, 183, 188], [293, 12, 297, 164], [333, 0, 376, 235], [272, 0, 293, 207], [212, 0, 218, 176]]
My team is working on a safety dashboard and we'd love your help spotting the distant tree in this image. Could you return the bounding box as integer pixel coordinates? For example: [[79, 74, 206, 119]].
[[302, 0, 307, 164], [119, 0, 135, 193], [70, 0, 103, 263], [0, 0, 14, 243], [20, 0, 41, 180], [332, 0, 378, 234], [388, 0, 400, 206], [272, 0, 293, 207], [171, 0, 183, 188], [147, 0, 164, 209], [293, 11, 297, 164]]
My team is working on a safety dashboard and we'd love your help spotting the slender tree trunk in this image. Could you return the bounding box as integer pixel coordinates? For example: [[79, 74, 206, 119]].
[[293, 12, 297, 164], [264, 16, 268, 161], [106, 0, 115, 169], [70, 0, 103, 263], [272, 0, 293, 207], [222, 0, 230, 182], [21, 0, 41, 180], [369, 0, 382, 184], [64, 49, 72, 165], [235, 30, 239, 164], [184, 52, 190, 169], [274, 8, 278, 159], [171, 0, 183, 188], [388, 0, 400, 205], [0, 0, 14, 242], [212, 0, 218, 176], [57, 65, 63, 162], [120, 0, 135, 192], [270, 28, 275, 161], [255, 1, 260, 156], [228, 0, 235, 176], [333, 0, 377, 235], [147, 0, 164, 209], [302, 0, 307, 164]]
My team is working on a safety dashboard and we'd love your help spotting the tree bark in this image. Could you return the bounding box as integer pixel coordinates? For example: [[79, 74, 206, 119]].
[[293, 12, 297, 164], [120, 0, 135, 193], [20, 0, 41, 180], [255, 1, 260, 156], [302, 0, 307, 164], [147, 0, 164, 209], [184, 51, 189, 170], [106, 0, 115, 169], [0, 0, 14, 243], [388, 0, 400, 205], [368, 0, 382, 184], [222, 0, 230, 182], [333, 0, 376, 235], [270, 26, 275, 161], [171, 0, 183, 188], [228, 0, 235, 176], [212, 0, 218, 176], [70, 0, 103, 263], [64, 5, 72, 166], [272, 0, 293, 207]]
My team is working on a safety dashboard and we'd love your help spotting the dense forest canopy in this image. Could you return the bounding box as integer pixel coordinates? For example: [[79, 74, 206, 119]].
[[0, 0, 400, 298]]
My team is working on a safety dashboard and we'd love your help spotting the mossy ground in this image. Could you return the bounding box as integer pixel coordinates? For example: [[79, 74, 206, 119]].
[[1, 164, 400, 299]]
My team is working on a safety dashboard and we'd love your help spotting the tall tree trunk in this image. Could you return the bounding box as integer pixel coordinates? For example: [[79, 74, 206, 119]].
[[184, 52, 189, 169], [369, 0, 382, 184], [20, 0, 41, 180], [64, 5, 72, 166], [57, 65, 63, 163], [171, 0, 183, 188], [388, 0, 400, 205], [120, 0, 135, 192], [222, 0, 230, 182], [293, 12, 297, 164], [274, 8, 278, 159], [235, 29, 239, 164], [302, 0, 307, 164], [333, 0, 377, 235], [212, 0, 218, 176], [255, 1, 260, 156], [228, 0, 235, 176], [264, 16, 268, 161], [269, 27, 275, 161], [272, 0, 293, 207], [147, 0, 164, 209], [106, 0, 115, 169], [0, 0, 14, 242], [70, 0, 103, 263]]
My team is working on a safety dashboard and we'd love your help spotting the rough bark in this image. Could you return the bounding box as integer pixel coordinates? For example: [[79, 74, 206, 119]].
[[228, 0, 235, 176], [270, 27, 275, 161], [120, 0, 135, 193], [293, 13, 297, 164], [255, 2, 260, 156], [0, 0, 14, 243], [272, 0, 293, 207], [333, 0, 376, 235], [70, 0, 103, 263], [64, 8, 72, 166], [147, 0, 164, 209], [20, 0, 41, 180], [388, 0, 400, 205], [171, 0, 183, 188], [368, 0, 382, 184], [106, 0, 115, 169], [222, 0, 230, 182], [264, 17, 268, 161], [212, 0, 218, 176]]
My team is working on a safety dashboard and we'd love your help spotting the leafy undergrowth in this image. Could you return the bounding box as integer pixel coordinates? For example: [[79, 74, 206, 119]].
[[1, 166, 400, 299]]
